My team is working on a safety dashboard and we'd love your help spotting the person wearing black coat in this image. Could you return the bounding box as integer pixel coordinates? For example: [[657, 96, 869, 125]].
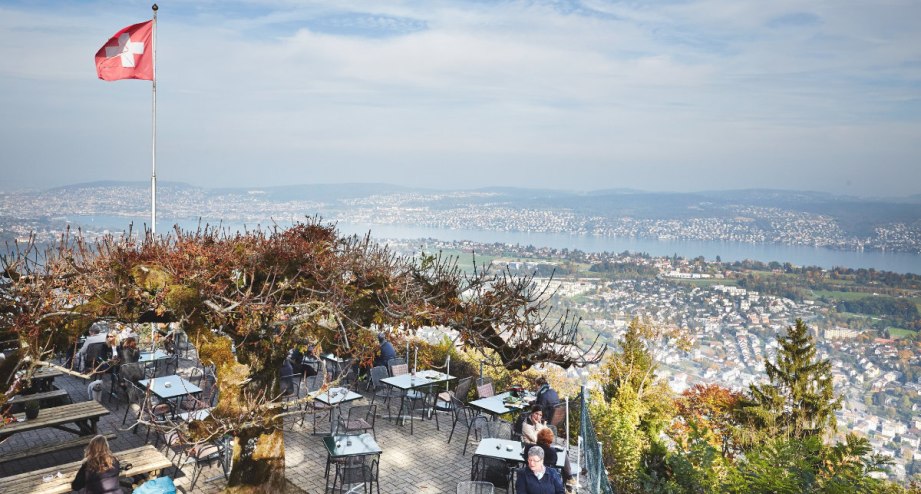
[[534, 376, 560, 422], [374, 333, 397, 367], [71, 435, 123, 494]]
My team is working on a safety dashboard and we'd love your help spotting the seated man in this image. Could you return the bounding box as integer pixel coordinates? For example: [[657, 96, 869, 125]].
[[534, 376, 560, 422], [373, 333, 397, 367], [515, 446, 565, 494], [74, 324, 108, 371]]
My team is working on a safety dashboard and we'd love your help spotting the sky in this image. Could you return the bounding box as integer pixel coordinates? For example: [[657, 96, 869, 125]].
[[1, 0, 920, 197]]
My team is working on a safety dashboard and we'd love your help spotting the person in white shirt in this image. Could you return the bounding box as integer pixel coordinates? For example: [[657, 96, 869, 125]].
[[521, 405, 549, 445]]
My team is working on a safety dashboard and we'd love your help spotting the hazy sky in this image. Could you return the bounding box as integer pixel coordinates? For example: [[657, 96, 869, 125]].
[[2, 1, 920, 196]]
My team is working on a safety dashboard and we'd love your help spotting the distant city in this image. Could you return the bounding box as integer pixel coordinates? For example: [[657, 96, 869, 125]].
[[2, 182, 921, 260]]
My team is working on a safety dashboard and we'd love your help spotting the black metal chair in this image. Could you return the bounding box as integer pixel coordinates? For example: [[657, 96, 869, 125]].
[[434, 376, 473, 431], [456, 480, 494, 494], [338, 404, 377, 439], [449, 403, 492, 455], [470, 455, 512, 490], [328, 454, 380, 494]]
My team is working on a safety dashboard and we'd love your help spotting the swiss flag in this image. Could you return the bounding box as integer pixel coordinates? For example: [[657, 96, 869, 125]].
[[95, 21, 153, 81]]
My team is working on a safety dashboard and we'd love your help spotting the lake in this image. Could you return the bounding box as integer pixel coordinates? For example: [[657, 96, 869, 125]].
[[69, 216, 921, 275]]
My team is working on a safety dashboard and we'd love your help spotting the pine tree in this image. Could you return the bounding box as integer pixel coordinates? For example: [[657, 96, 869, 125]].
[[744, 319, 840, 440]]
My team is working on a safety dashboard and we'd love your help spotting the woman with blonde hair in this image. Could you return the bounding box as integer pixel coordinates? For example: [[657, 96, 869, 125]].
[[71, 435, 123, 493]]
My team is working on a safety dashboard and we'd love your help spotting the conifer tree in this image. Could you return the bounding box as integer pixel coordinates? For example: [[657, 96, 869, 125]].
[[744, 319, 840, 440]]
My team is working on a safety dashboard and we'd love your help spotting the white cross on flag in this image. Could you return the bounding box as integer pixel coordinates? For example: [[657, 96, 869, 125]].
[[95, 20, 153, 81]]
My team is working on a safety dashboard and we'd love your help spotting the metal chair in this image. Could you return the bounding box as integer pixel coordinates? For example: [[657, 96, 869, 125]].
[[491, 419, 514, 440], [449, 403, 492, 455], [386, 358, 406, 376], [457, 480, 494, 494], [434, 376, 473, 431], [369, 366, 399, 421], [122, 381, 171, 443], [470, 455, 512, 490], [185, 438, 229, 491], [329, 454, 380, 494], [475, 381, 494, 399], [338, 404, 377, 438]]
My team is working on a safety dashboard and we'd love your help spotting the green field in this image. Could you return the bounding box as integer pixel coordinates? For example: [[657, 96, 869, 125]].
[[811, 290, 878, 302], [887, 327, 918, 339], [675, 278, 739, 288]]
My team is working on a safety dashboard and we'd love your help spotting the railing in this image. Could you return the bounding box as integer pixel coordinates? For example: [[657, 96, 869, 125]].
[[578, 386, 615, 494]]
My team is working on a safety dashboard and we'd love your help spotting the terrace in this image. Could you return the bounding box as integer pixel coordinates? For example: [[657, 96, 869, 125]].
[[0, 346, 592, 493]]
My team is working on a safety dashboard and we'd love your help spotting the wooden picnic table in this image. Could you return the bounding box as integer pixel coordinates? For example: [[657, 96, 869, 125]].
[[0, 444, 172, 494], [0, 401, 109, 440]]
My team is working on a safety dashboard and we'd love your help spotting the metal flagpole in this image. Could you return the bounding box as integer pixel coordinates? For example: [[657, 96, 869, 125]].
[[150, 4, 158, 235]]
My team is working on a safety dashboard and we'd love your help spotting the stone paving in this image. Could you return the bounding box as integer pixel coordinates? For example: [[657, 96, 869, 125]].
[[1, 359, 587, 493]]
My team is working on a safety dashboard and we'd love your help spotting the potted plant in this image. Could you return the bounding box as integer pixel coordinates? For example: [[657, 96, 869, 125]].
[[24, 401, 39, 420]]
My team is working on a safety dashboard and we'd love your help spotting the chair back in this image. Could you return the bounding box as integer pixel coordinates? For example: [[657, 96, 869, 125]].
[[390, 363, 409, 376], [457, 480, 494, 494], [387, 357, 406, 370], [476, 382, 494, 399], [369, 365, 389, 388], [83, 342, 106, 374], [472, 456, 511, 489], [452, 377, 474, 403], [491, 419, 513, 440], [549, 403, 566, 428], [121, 362, 145, 383]]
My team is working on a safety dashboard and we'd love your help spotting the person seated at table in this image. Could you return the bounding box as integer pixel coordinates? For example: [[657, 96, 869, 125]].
[[536, 428, 573, 483], [521, 405, 548, 446], [118, 336, 140, 364], [300, 343, 320, 377], [279, 357, 296, 396], [71, 435, 124, 494], [74, 324, 108, 371], [373, 332, 397, 367], [515, 445, 565, 494], [534, 376, 560, 421]]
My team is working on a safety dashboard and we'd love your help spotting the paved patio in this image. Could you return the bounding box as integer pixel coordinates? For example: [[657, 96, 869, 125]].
[[1, 359, 585, 493]]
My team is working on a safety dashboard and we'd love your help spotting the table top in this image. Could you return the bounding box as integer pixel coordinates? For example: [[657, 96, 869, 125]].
[[323, 354, 346, 363], [381, 370, 456, 391], [138, 349, 170, 363], [474, 438, 566, 468], [177, 407, 212, 422], [323, 433, 382, 458], [309, 387, 363, 406], [0, 445, 172, 494], [0, 401, 109, 436], [138, 374, 202, 400], [469, 391, 534, 416], [30, 367, 63, 380]]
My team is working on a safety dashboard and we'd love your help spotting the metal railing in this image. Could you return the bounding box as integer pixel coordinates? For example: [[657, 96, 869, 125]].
[[578, 386, 615, 494]]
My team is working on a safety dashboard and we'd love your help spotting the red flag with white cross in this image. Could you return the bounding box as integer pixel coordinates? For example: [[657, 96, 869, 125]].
[[95, 21, 153, 81]]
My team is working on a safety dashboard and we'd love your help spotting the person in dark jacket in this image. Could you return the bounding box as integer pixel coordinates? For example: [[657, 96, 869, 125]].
[[117, 336, 140, 364], [374, 333, 397, 367], [71, 435, 123, 494], [537, 427, 572, 483], [534, 376, 560, 422], [515, 446, 564, 494]]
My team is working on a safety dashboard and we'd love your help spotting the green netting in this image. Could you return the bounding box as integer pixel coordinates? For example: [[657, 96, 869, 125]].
[[580, 389, 615, 494]]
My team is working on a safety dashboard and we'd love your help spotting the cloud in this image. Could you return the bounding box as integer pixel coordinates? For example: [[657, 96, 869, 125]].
[[0, 1, 919, 197]]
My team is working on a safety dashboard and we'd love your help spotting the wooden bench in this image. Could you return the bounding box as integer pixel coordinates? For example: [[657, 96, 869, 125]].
[[0, 401, 109, 440], [0, 431, 117, 465], [7, 389, 72, 409], [0, 445, 173, 494]]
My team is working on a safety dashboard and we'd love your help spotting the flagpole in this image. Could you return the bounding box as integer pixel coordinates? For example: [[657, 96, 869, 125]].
[[150, 3, 158, 235]]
